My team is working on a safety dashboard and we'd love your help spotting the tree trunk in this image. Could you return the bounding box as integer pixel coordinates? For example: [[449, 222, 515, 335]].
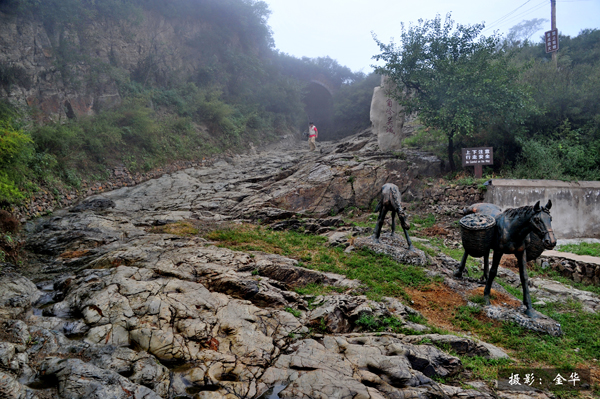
[[447, 134, 456, 171]]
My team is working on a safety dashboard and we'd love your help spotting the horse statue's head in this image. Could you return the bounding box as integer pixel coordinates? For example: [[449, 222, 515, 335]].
[[531, 200, 557, 250]]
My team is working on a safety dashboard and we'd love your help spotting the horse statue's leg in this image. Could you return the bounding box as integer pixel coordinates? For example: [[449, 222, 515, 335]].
[[402, 224, 414, 251], [483, 251, 503, 305], [482, 252, 490, 281], [372, 201, 386, 243], [453, 252, 470, 278], [517, 250, 537, 318], [390, 210, 396, 237], [396, 210, 413, 251]]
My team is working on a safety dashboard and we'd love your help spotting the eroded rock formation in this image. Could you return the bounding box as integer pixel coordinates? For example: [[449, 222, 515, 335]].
[[370, 76, 406, 152]]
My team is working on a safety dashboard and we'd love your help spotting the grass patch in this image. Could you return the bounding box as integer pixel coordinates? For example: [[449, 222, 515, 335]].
[[284, 307, 302, 318], [450, 302, 600, 370], [294, 283, 346, 296], [355, 314, 420, 335], [411, 213, 436, 230], [556, 242, 600, 257], [451, 176, 490, 187], [204, 224, 434, 302], [149, 221, 199, 236], [460, 356, 513, 382]]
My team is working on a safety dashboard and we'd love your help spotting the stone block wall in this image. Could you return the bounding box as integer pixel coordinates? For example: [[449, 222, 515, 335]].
[[539, 256, 600, 287], [420, 184, 486, 206]]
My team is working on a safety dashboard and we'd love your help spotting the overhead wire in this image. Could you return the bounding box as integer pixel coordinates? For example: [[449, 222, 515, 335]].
[[482, 0, 547, 33], [482, 0, 549, 34], [482, 0, 533, 32]]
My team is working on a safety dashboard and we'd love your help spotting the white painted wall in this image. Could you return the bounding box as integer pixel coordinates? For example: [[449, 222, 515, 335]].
[[484, 179, 600, 239]]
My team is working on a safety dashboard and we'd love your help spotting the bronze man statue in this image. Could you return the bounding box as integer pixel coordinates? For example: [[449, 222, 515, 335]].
[[372, 183, 414, 250]]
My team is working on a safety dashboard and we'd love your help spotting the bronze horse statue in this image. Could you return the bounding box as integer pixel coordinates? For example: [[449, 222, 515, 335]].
[[454, 201, 556, 318], [372, 183, 414, 250]]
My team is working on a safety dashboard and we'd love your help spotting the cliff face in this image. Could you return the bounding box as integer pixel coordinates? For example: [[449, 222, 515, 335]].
[[0, 9, 230, 121]]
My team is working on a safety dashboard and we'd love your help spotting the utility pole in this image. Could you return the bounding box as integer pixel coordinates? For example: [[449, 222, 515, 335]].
[[551, 0, 557, 65]]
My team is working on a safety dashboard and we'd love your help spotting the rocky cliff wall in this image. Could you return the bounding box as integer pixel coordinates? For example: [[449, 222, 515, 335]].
[[0, 9, 215, 121]]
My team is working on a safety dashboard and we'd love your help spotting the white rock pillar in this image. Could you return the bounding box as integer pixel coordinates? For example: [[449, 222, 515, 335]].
[[370, 76, 405, 151]]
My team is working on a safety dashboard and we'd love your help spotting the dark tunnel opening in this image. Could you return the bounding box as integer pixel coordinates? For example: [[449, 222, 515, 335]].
[[303, 82, 334, 140]]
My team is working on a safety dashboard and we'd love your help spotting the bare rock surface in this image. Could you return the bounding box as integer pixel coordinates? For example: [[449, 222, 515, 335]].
[[530, 277, 600, 313], [1, 131, 561, 398], [354, 233, 428, 266]]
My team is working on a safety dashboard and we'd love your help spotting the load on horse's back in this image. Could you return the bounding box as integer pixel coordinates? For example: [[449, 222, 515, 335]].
[[455, 201, 556, 318], [372, 183, 414, 250]]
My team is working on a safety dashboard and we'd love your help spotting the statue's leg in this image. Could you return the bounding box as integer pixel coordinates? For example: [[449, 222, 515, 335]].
[[390, 210, 396, 236], [372, 204, 386, 243], [518, 250, 537, 318], [402, 224, 414, 250], [453, 252, 469, 278], [482, 252, 490, 281], [484, 251, 503, 306]]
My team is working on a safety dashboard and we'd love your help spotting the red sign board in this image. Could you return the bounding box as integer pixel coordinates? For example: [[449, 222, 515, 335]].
[[545, 29, 559, 53], [462, 147, 493, 167]]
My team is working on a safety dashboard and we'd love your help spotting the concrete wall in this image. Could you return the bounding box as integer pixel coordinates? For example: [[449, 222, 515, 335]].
[[484, 179, 600, 239]]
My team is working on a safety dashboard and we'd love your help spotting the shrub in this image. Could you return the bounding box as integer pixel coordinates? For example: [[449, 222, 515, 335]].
[[0, 121, 34, 202]]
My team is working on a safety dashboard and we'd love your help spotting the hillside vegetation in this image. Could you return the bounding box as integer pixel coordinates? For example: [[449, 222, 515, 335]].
[[0, 0, 376, 208]]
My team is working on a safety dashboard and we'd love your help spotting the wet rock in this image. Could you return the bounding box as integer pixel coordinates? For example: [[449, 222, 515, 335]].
[[0, 272, 42, 319], [305, 295, 424, 334], [530, 277, 600, 313], [0, 370, 39, 399], [485, 306, 562, 337], [83, 346, 170, 397], [324, 230, 351, 247], [69, 198, 116, 213], [38, 357, 161, 399], [1, 320, 30, 346], [354, 233, 428, 266], [402, 334, 509, 359], [252, 252, 360, 290]]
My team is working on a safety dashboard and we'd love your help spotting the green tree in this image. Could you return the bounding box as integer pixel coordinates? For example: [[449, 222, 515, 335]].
[[373, 14, 532, 171]]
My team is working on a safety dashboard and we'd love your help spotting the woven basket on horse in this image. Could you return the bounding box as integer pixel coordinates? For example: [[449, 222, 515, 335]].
[[460, 214, 496, 257]]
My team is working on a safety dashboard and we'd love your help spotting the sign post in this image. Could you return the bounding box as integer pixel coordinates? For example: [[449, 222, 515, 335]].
[[462, 147, 493, 178]]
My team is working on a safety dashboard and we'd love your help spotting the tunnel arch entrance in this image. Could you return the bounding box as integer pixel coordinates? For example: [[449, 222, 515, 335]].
[[303, 81, 334, 140]]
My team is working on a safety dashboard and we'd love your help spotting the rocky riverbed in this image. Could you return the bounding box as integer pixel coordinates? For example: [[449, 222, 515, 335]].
[[0, 130, 593, 399]]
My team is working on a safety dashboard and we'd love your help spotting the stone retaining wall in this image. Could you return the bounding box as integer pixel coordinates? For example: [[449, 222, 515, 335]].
[[421, 184, 486, 206], [539, 256, 600, 287]]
